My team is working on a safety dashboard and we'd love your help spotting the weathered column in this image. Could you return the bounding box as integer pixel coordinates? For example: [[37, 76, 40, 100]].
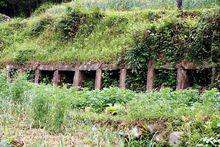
[[35, 69, 41, 84], [73, 69, 84, 87], [211, 67, 216, 85], [176, 68, 189, 89], [18, 68, 24, 76], [95, 69, 102, 90], [6, 65, 11, 82], [146, 60, 155, 91], [52, 70, 60, 86], [119, 69, 127, 89]]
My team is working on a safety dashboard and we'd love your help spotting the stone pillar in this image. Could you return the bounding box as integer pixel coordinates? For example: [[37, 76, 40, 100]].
[[73, 69, 84, 87], [147, 60, 155, 91], [18, 68, 24, 76], [6, 65, 11, 82], [211, 67, 216, 85], [119, 69, 127, 89], [95, 69, 102, 90], [176, 68, 189, 89], [35, 69, 41, 84], [52, 70, 60, 86]]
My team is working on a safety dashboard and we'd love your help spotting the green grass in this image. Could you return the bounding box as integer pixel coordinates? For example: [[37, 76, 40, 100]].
[[0, 1, 219, 66], [0, 73, 219, 146], [74, 0, 219, 10]]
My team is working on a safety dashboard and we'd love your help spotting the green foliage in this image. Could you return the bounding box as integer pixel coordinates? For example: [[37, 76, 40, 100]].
[[126, 9, 220, 90], [14, 49, 35, 65], [82, 79, 95, 90], [57, 9, 86, 39], [155, 69, 177, 89], [71, 87, 134, 112], [126, 70, 147, 92], [77, 0, 219, 10], [199, 135, 220, 146], [56, 7, 103, 40], [32, 2, 53, 16], [0, 73, 220, 145], [0, 39, 4, 52], [30, 86, 52, 127], [102, 71, 119, 88], [0, 3, 219, 65], [31, 16, 53, 36]]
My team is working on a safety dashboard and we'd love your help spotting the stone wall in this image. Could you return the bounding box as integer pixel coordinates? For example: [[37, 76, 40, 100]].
[[6, 61, 217, 90]]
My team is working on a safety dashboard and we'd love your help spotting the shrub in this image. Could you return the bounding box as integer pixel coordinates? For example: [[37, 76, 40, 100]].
[[7, 75, 30, 103], [14, 49, 35, 65], [28, 85, 53, 128], [71, 87, 134, 112], [32, 2, 53, 16]]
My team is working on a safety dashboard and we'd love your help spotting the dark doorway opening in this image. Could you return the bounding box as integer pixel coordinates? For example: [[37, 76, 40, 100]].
[[102, 70, 120, 88], [155, 69, 177, 90], [187, 68, 212, 90], [81, 70, 96, 90], [25, 70, 35, 82], [9, 68, 18, 81], [126, 70, 147, 92], [40, 70, 54, 85], [59, 71, 75, 86]]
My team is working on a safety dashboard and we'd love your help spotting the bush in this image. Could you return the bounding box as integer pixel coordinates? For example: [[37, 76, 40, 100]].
[[31, 16, 53, 36], [14, 49, 35, 65], [32, 2, 53, 16], [127, 88, 219, 119]]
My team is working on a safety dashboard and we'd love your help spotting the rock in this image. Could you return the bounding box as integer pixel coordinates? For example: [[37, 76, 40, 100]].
[[0, 13, 10, 23], [147, 124, 156, 133], [131, 126, 142, 138], [169, 131, 183, 147], [155, 134, 163, 142]]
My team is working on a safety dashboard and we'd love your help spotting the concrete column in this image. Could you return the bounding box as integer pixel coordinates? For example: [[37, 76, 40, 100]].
[[73, 69, 84, 87], [6, 65, 11, 82], [95, 69, 102, 90], [211, 67, 216, 85], [146, 60, 155, 91], [176, 68, 189, 89], [52, 70, 60, 86], [18, 68, 24, 76], [119, 69, 127, 89], [35, 69, 41, 84]]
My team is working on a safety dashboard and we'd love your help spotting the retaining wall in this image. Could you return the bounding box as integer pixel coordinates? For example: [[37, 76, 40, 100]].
[[6, 61, 217, 90]]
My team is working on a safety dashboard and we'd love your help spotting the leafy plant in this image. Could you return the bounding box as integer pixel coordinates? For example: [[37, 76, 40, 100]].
[[14, 49, 35, 65]]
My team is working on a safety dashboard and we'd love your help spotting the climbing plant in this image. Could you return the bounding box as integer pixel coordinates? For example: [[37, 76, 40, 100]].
[[57, 7, 103, 40], [126, 9, 220, 89]]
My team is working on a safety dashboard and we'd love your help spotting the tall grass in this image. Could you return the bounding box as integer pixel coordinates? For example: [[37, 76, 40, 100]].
[[0, 72, 219, 145], [73, 0, 219, 10], [0, 1, 219, 65]]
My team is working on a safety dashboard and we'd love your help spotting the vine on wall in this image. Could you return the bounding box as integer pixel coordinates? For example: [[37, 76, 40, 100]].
[[126, 9, 220, 90]]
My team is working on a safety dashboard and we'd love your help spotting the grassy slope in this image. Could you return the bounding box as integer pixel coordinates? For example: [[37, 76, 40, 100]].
[[0, 1, 219, 66]]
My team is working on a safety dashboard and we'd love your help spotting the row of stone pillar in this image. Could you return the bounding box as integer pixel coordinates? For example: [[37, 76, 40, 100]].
[[34, 68, 127, 90], [146, 60, 191, 91], [7, 63, 197, 91]]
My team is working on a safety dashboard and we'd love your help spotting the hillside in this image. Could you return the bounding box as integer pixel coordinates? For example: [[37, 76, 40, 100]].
[[0, 1, 220, 146], [0, 1, 219, 67]]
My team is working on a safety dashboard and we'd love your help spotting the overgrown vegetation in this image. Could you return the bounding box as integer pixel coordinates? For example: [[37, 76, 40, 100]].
[[0, 73, 219, 145], [1, 0, 219, 17], [0, 1, 220, 145], [0, 2, 219, 67]]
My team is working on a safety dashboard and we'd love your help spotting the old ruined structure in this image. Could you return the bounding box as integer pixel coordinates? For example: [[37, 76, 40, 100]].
[[6, 60, 217, 91]]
